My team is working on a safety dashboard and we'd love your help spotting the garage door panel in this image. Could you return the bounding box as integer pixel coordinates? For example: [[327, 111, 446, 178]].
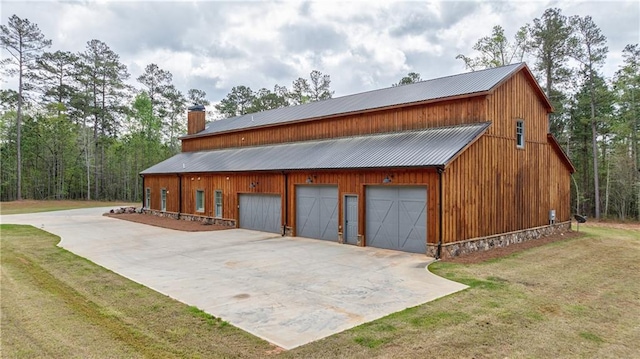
[[366, 186, 427, 254], [319, 193, 338, 239], [296, 186, 338, 241], [239, 194, 281, 234]]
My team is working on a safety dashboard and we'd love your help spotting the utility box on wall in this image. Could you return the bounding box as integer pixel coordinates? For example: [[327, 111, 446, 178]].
[[549, 209, 556, 224]]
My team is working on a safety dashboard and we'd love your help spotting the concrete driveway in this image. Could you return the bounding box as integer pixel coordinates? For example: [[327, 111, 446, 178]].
[[2, 208, 467, 349]]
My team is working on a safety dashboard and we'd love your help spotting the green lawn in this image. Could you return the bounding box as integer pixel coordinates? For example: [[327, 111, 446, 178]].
[[0, 200, 138, 215], [286, 225, 640, 358], [2, 213, 639, 358]]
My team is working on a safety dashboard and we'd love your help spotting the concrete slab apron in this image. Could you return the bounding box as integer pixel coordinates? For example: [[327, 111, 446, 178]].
[[2, 208, 468, 349]]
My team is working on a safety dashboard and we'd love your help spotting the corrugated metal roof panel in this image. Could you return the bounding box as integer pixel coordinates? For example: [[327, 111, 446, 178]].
[[141, 122, 491, 174], [194, 64, 521, 136]]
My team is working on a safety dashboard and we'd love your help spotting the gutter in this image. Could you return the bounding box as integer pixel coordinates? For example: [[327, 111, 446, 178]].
[[436, 167, 445, 259]]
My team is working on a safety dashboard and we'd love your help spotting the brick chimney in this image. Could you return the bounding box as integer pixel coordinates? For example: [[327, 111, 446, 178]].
[[187, 104, 206, 135]]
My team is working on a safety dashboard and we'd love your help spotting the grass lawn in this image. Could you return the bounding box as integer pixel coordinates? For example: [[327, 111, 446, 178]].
[[286, 225, 640, 358], [1, 224, 275, 358], [0, 200, 139, 215], [2, 209, 639, 357]]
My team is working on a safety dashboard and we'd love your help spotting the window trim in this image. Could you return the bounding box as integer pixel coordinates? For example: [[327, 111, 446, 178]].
[[516, 119, 525, 148], [214, 190, 223, 218], [145, 187, 151, 209], [195, 189, 205, 213], [160, 188, 167, 212]]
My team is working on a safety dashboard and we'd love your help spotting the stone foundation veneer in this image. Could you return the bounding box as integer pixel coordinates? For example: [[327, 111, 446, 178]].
[[142, 209, 236, 228], [427, 221, 572, 259]]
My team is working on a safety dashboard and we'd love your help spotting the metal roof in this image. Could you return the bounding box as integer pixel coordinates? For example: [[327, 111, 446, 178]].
[[141, 122, 491, 174], [189, 63, 522, 137]]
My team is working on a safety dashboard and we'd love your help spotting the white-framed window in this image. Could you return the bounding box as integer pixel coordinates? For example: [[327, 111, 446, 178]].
[[516, 120, 525, 148], [145, 188, 151, 209], [161, 189, 167, 212], [214, 190, 223, 218], [196, 190, 205, 212]]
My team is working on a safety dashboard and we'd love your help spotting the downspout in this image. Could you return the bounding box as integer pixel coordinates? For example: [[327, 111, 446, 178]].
[[282, 171, 288, 236], [436, 167, 444, 260], [140, 174, 144, 210], [177, 174, 182, 220]]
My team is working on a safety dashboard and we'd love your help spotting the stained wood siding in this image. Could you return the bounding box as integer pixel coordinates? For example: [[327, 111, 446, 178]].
[[486, 71, 549, 142], [187, 111, 205, 135], [179, 172, 284, 221], [285, 170, 440, 245], [547, 141, 572, 222], [441, 70, 571, 243], [182, 97, 488, 152], [143, 175, 180, 212], [145, 169, 441, 245]]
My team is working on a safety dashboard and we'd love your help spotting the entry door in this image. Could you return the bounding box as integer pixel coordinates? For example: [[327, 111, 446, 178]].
[[296, 186, 338, 240], [365, 186, 427, 253], [344, 195, 358, 245]]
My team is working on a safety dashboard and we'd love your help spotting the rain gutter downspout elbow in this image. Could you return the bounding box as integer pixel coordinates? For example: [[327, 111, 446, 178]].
[[436, 166, 445, 260]]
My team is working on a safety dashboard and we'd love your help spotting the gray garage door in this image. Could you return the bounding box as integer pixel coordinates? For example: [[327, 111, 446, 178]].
[[366, 186, 427, 253], [296, 186, 338, 240], [239, 194, 282, 234]]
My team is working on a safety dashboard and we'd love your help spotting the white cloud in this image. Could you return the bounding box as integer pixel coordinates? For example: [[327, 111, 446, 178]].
[[1, 0, 638, 102]]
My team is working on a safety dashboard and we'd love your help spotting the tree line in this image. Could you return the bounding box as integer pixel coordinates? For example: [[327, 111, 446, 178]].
[[1, 9, 638, 221], [0, 14, 334, 203]]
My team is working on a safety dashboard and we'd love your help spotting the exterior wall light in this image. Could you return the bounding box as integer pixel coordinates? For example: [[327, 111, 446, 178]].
[[306, 176, 313, 184], [249, 182, 259, 189], [382, 176, 392, 183]]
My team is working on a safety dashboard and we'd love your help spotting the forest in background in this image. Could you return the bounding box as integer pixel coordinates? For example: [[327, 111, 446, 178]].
[[1, 8, 638, 220]]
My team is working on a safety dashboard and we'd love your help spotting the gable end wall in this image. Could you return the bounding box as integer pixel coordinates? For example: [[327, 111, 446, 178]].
[[442, 70, 572, 243]]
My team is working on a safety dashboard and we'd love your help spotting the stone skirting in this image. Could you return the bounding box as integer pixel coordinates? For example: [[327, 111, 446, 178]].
[[427, 221, 572, 259], [142, 210, 236, 228]]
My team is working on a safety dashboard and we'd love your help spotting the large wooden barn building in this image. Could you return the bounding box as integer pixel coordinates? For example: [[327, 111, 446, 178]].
[[141, 63, 575, 258]]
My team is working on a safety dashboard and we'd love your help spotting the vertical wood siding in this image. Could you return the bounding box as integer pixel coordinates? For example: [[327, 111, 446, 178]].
[[442, 70, 571, 243], [145, 169, 441, 245], [187, 111, 205, 135], [179, 172, 284, 221], [182, 97, 488, 152], [143, 175, 180, 212]]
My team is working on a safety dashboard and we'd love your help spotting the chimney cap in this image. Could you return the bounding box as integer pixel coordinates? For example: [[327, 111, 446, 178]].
[[188, 104, 205, 112]]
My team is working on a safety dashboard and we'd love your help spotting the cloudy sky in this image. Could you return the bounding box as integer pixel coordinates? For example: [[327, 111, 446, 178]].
[[2, 1, 638, 106]]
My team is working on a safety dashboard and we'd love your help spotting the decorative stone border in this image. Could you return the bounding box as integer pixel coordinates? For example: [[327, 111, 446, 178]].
[[141, 210, 236, 228], [427, 221, 572, 259]]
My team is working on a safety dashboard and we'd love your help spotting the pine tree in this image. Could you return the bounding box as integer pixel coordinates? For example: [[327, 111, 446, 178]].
[[0, 15, 51, 200]]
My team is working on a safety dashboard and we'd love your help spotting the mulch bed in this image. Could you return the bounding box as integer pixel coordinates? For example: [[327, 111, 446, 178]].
[[104, 213, 230, 232]]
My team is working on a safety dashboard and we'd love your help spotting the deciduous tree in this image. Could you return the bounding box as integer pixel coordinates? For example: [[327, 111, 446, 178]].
[[456, 25, 527, 71], [393, 72, 422, 86]]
